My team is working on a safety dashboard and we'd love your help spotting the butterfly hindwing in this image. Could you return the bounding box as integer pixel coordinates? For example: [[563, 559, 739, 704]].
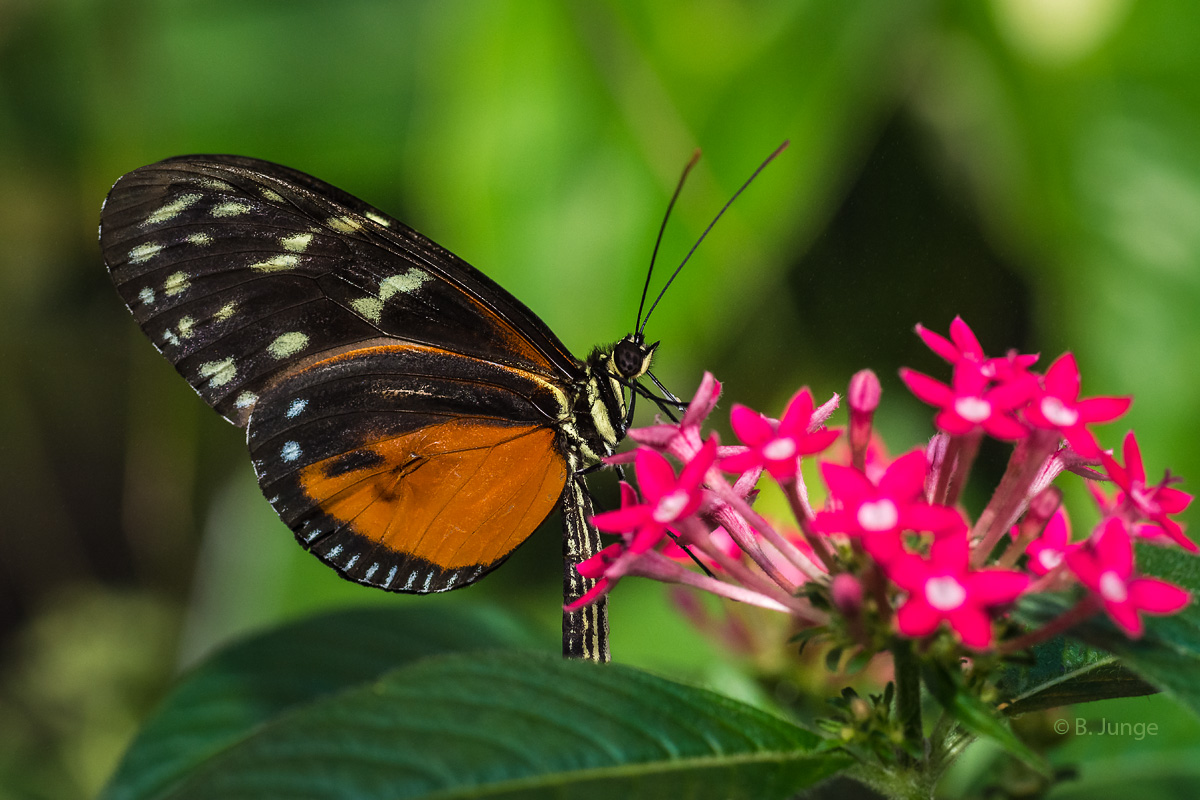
[[99, 155, 579, 425], [246, 343, 569, 592]]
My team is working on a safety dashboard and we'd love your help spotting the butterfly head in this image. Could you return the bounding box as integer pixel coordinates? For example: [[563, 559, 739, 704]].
[[609, 333, 656, 382]]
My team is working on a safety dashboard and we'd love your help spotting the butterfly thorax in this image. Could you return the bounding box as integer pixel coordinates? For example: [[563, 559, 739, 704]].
[[559, 334, 655, 470]]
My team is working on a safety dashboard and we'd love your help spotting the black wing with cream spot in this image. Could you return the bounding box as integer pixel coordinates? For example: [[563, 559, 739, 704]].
[[99, 155, 581, 425]]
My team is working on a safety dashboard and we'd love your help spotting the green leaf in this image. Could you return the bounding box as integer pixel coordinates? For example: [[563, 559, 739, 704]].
[[110, 649, 848, 800], [997, 629, 1157, 715], [922, 661, 1049, 777], [101, 605, 540, 800]]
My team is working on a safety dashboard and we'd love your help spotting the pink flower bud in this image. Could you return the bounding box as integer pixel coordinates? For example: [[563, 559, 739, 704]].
[[849, 369, 881, 417], [831, 573, 864, 615]]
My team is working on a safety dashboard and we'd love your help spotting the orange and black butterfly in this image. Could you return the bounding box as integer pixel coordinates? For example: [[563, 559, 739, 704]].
[[99, 155, 688, 662], [99, 148, 780, 662]]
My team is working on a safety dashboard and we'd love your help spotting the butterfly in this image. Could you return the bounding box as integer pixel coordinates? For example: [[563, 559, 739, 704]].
[[99, 147, 780, 662]]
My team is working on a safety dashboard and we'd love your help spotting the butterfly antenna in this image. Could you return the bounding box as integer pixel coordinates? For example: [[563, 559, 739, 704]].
[[639, 140, 789, 337], [636, 149, 702, 335]]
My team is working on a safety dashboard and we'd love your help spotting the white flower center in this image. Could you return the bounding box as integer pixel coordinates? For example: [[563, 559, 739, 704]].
[[762, 438, 796, 461], [857, 499, 898, 532], [954, 396, 992, 423], [1040, 396, 1079, 427], [1099, 570, 1128, 603], [925, 576, 967, 611], [1037, 550, 1063, 571], [653, 490, 689, 523]]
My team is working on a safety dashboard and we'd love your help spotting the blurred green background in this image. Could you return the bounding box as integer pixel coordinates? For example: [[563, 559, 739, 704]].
[[3, 1, 1200, 797]]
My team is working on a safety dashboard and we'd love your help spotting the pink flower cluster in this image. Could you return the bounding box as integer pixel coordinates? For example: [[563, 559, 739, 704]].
[[570, 317, 1194, 652]]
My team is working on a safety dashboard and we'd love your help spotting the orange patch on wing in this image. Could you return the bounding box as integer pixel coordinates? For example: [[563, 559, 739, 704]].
[[298, 420, 567, 569]]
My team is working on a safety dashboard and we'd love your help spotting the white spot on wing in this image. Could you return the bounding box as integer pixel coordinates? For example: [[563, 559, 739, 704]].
[[260, 187, 285, 203], [268, 331, 309, 359], [385, 566, 398, 587], [235, 391, 257, 409], [379, 269, 430, 299], [211, 201, 251, 217], [326, 215, 362, 233], [365, 563, 380, 580], [286, 398, 307, 418], [214, 301, 237, 321], [162, 329, 180, 347], [328, 543, 343, 558], [350, 268, 430, 323], [249, 254, 299, 273], [345, 554, 360, 570], [177, 315, 195, 338], [280, 233, 312, 252], [198, 358, 237, 387], [351, 296, 384, 323], [365, 211, 391, 226], [144, 193, 201, 226], [163, 271, 190, 296], [186, 232, 213, 247], [281, 440, 302, 462], [129, 242, 163, 264], [138, 287, 155, 306]]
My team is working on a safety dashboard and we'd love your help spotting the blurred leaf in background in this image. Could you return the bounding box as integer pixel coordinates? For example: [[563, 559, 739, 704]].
[[2, 1, 1199, 797]]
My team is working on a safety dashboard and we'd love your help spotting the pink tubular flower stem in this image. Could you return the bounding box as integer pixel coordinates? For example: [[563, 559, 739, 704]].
[[672, 517, 829, 623], [929, 430, 984, 508], [779, 474, 841, 572], [706, 475, 832, 581], [997, 486, 1063, 568], [627, 548, 803, 615], [707, 500, 800, 592], [970, 429, 1064, 566], [672, 562, 820, 617]]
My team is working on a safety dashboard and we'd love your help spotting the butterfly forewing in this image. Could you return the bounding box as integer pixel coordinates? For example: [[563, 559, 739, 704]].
[[99, 155, 592, 594], [99, 155, 578, 424]]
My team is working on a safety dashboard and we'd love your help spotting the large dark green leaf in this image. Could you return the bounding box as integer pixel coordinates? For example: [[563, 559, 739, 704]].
[[101, 605, 539, 800], [109, 648, 848, 800], [997, 630, 1157, 716]]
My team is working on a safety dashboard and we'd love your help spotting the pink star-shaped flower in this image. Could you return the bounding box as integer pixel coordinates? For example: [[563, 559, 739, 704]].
[[887, 534, 1030, 649], [915, 317, 1038, 382], [812, 449, 965, 562], [1101, 431, 1195, 552], [720, 387, 841, 480], [1024, 508, 1074, 575], [591, 438, 717, 553], [901, 363, 1034, 440], [1066, 517, 1190, 638], [915, 317, 985, 364], [1023, 353, 1130, 458]]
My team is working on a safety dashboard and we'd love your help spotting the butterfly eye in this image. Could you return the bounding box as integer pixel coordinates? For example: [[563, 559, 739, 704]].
[[612, 336, 652, 380]]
